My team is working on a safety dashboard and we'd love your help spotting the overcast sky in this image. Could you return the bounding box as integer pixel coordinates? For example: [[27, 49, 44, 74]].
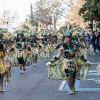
[[0, 0, 68, 27], [0, 0, 37, 22]]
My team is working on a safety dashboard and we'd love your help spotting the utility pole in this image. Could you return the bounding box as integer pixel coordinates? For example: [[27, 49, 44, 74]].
[[3, 0, 5, 23], [30, 3, 34, 30], [3, 0, 5, 24]]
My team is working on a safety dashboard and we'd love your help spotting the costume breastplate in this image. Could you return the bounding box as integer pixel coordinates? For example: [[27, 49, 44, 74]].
[[64, 50, 75, 58], [16, 41, 25, 49], [63, 43, 75, 58]]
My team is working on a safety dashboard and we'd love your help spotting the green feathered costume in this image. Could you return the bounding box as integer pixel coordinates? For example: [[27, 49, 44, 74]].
[[46, 23, 89, 81]]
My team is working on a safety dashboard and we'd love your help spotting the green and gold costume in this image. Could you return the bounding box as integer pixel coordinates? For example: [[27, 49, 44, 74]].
[[62, 43, 76, 77]]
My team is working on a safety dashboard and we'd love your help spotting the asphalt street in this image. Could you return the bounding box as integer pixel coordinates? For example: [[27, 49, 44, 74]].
[[0, 51, 100, 100]]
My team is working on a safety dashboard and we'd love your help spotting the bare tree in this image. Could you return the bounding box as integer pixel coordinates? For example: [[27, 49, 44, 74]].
[[32, 0, 65, 32], [0, 10, 19, 26], [48, 0, 88, 28], [65, 0, 88, 28]]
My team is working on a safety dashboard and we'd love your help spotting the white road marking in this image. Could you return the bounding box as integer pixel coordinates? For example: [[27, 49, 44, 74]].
[[58, 81, 66, 91], [88, 71, 96, 73], [59, 70, 100, 91]]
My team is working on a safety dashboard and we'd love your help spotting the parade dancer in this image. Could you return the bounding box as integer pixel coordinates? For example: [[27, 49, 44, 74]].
[[10, 32, 28, 74], [29, 33, 38, 66], [0, 36, 6, 92], [38, 33, 48, 60], [57, 33, 78, 95], [42, 33, 52, 59], [41, 33, 47, 47], [0, 33, 12, 91], [47, 32, 90, 95], [62, 33, 89, 94]]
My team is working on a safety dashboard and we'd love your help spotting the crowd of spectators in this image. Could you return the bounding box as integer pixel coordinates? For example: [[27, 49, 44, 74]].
[[85, 28, 100, 55]]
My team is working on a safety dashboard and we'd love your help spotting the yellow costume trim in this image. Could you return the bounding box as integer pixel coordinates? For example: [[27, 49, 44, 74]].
[[15, 48, 28, 60], [0, 60, 5, 74], [0, 51, 4, 58], [67, 76, 72, 78], [75, 58, 79, 71]]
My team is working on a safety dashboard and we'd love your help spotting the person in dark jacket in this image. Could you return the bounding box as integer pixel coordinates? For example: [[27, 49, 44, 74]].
[[91, 31, 97, 53], [97, 32, 100, 55]]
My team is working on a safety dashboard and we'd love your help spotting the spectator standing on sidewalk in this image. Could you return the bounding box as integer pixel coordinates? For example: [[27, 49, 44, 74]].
[[97, 32, 100, 55], [94, 31, 98, 53], [91, 31, 97, 53]]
